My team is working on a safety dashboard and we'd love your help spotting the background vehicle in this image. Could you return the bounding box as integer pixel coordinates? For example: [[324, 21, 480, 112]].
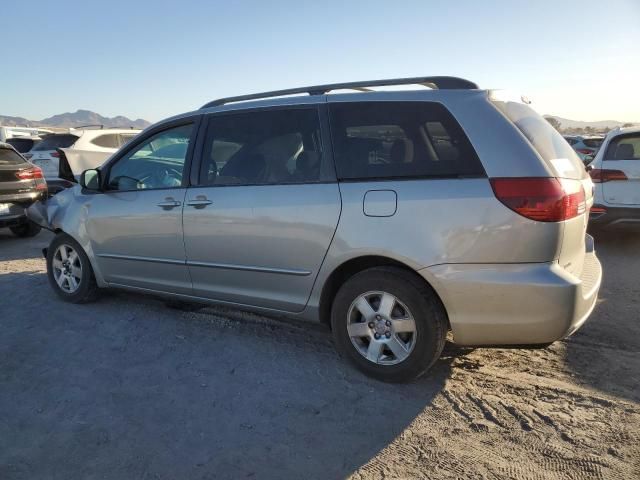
[[564, 135, 604, 164], [7, 136, 41, 154], [0, 126, 52, 142], [0, 142, 47, 237], [589, 126, 640, 228], [31, 77, 601, 382], [28, 126, 141, 193]]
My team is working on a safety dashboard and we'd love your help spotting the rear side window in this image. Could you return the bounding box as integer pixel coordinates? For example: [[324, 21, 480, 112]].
[[604, 134, 640, 161], [492, 101, 585, 179], [329, 102, 484, 180], [200, 108, 325, 186], [91, 134, 120, 148], [32, 134, 79, 151], [0, 148, 26, 165]]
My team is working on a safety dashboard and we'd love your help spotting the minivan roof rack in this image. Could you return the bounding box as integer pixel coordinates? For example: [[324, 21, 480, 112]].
[[201, 76, 478, 109]]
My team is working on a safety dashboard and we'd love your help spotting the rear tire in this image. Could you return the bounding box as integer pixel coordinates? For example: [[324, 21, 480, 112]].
[[331, 267, 447, 383], [10, 222, 41, 238], [46, 233, 99, 303]]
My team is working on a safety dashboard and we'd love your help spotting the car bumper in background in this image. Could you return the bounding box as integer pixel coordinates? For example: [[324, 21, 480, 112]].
[[420, 235, 602, 346], [589, 204, 640, 229]]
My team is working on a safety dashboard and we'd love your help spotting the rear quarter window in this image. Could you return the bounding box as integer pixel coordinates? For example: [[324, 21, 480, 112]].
[[91, 134, 121, 148], [329, 101, 484, 180], [492, 101, 585, 179]]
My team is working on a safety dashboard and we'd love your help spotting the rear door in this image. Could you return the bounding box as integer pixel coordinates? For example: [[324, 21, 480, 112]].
[[601, 133, 640, 205], [182, 105, 340, 312]]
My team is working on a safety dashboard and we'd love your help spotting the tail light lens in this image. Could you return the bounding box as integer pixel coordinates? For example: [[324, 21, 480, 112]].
[[576, 148, 593, 155], [16, 166, 47, 191], [589, 168, 628, 183], [51, 151, 60, 158], [490, 177, 586, 222], [15, 166, 44, 180]]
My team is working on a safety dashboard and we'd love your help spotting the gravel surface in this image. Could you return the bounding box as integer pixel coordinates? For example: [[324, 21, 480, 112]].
[[0, 228, 638, 479]]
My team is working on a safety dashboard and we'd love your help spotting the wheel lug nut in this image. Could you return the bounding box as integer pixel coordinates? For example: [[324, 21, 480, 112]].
[[368, 322, 375, 329], [385, 320, 391, 327], [376, 315, 381, 320], [374, 333, 381, 340], [385, 332, 391, 338]]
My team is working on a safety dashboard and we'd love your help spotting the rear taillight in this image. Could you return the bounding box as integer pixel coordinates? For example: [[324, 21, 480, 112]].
[[576, 148, 593, 155], [51, 151, 60, 158], [589, 169, 628, 183], [16, 166, 47, 191], [15, 166, 44, 180], [490, 177, 586, 222]]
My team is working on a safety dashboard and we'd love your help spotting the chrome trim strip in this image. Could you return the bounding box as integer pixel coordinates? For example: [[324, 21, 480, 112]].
[[97, 253, 185, 265], [187, 260, 311, 276], [97, 253, 310, 276]]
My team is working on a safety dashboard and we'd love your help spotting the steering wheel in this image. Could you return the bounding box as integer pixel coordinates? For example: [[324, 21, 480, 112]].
[[139, 167, 183, 189]]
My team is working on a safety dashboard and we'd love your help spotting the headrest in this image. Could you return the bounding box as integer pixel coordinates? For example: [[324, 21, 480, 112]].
[[615, 143, 635, 159]]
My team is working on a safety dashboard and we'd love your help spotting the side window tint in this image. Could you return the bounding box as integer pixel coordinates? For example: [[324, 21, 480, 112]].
[[604, 134, 640, 161], [329, 102, 484, 180], [91, 134, 120, 149], [200, 108, 323, 186], [107, 124, 193, 191]]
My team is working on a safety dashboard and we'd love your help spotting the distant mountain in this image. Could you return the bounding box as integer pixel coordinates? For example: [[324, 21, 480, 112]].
[[0, 109, 151, 129], [544, 115, 636, 131]]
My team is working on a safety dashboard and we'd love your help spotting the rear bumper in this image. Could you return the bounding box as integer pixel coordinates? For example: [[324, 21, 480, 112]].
[[589, 204, 640, 229], [419, 235, 602, 346]]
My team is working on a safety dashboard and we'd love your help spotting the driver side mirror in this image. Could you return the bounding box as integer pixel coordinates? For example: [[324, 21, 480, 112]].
[[80, 169, 102, 191]]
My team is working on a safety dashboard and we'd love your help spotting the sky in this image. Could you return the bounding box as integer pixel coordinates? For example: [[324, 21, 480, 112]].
[[3, 0, 639, 123]]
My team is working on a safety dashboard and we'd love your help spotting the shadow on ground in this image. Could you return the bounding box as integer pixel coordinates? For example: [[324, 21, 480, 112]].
[[562, 229, 640, 403], [0, 265, 453, 479]]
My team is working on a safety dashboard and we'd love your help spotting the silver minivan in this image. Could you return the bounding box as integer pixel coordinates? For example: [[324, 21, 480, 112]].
[[29, 77, 602, 382]]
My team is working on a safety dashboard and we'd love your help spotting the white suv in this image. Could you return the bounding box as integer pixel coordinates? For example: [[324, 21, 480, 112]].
[[28, 127, 141, 192], [589, 126, 640, 228]]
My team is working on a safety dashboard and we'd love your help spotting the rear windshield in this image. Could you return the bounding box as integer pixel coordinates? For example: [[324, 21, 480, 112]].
[[492, 101, 585, 179], [6, 138, 36, 153], [0, 148, 27, 165], [32, 134, 79, 151], [604, 133, 640, 161], [582, 138, 604, 148]]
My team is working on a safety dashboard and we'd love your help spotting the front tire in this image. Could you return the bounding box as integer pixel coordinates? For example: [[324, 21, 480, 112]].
[[46, 233, 99, 303], [10, 222, 41, 238], [331, 267, 447, 382]]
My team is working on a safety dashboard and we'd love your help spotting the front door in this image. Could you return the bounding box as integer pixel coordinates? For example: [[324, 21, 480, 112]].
[[182, 106, 340, 312], [88, 122, 196, 294]]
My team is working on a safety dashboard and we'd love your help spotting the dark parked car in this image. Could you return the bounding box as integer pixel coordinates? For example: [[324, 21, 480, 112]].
[[0, 142, 47, 237]]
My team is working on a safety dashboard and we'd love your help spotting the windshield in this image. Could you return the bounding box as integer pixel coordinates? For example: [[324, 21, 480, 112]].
[[32, 134, 79, 151]]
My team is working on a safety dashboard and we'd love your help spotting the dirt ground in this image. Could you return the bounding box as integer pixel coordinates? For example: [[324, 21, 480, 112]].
[[0, 228, 638, 479]]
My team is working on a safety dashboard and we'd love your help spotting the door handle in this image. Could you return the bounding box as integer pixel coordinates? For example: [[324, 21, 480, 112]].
[[157, 198, 181, 209], [186, 196, 213, 209]]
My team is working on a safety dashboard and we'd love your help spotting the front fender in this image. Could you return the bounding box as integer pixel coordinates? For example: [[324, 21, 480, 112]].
[[25, 187, 107, 287]]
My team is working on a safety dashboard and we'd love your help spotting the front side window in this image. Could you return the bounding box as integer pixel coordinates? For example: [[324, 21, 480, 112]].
[[329, 102, 484, 180], [604, 134, 640, 161], [107, 124, 193, 191], [200, 108, 324, 186]]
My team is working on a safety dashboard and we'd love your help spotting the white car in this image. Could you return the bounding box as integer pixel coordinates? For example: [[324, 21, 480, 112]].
[[589, 125, 640, 228], [0, 126, 52, 142], [28, 127, 141, 192]]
